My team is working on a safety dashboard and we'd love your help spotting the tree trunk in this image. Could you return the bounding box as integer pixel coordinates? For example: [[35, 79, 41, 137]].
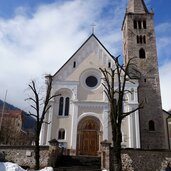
[[113, 146, 122, 171], [34, 134, 40, 170], [112, 128, 122, 171]]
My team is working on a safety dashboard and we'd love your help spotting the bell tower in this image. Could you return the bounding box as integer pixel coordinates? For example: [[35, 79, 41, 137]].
[[122, 0, 168, 149]]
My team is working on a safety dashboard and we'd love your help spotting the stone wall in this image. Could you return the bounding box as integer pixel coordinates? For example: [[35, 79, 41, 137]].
[[0, 143, 61, 169], [101, 142, 171, 171], [121, 149, 171, 171]]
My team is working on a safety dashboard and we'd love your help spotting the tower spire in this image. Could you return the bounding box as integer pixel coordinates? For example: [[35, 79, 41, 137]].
[[127, 0, 149, 13]]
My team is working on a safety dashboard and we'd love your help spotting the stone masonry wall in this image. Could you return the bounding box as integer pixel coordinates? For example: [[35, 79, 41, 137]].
[[101, 142, 171, 171], [0, 145, 60, 169], [121, 149, 171, 171], [119, 149, 171, 171]]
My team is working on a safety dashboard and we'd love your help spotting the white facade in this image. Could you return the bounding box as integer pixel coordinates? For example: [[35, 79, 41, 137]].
[[40, 35, 140, 155]]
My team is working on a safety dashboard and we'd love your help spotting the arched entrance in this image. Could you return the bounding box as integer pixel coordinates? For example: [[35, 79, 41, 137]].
[[77, 116, 101, 156]]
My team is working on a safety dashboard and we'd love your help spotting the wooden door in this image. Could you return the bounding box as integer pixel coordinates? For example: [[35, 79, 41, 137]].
[[81, 130, 98, 156], [77, 117, 100, 156]]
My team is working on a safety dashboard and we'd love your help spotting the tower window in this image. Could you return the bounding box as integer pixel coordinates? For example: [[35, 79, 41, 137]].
[[149, 120, 155, 131], [137, 35, 146, 44], [134, 20, 137, 29], [145, 97, 148, 104], [134, 20, 146, 29], [143, 20, 147, 29], [143, 36, 146, 44], [137, 36, 139, 43], [140, 35, 143, 44], [139, 48, 146, 59], [58, 129, 65, 139], [138, 21, 142, 29], [73, 61, 76, 68]]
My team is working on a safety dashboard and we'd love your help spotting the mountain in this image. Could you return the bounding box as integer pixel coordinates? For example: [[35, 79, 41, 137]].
[[0, 99, 36, 131], [0, 99, 19, 110], [22, 111, 36, 131]]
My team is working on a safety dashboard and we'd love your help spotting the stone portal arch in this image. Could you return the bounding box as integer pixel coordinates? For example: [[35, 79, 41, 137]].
[[77, 116, 101, 156]]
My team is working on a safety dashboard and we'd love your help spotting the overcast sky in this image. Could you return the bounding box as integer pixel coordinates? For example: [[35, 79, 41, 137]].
[[0, 0, 170, 112]]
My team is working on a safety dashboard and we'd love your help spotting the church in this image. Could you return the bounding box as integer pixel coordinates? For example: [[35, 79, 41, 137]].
[[40, 0, 169, 155]]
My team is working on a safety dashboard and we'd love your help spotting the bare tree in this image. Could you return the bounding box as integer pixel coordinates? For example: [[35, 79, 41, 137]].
[[100, 56, 142, 171], [26, 75, 59, 170]]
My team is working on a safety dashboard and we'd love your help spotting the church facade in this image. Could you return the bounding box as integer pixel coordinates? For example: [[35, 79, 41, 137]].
[[40, 0, 169, 155]]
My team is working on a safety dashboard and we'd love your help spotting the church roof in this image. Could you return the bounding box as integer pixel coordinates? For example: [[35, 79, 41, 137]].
[[162, 109, 171, 117], [127, 0, 149, 13], [53, 34, 113, 77]]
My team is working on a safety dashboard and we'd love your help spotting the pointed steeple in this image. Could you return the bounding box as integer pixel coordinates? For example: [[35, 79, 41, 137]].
[[127, 0, 149, 13]]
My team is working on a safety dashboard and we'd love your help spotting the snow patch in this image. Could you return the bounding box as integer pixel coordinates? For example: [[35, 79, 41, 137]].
[[0, 162, 53, 171], [40, 167, 53, 171], [0, 162, 26, 171]]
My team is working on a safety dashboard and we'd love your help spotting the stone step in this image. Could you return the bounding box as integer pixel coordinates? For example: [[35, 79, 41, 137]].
[[55, 155, 101, 171], [56, 155, 101, 167], [54, 167, 101, 171]]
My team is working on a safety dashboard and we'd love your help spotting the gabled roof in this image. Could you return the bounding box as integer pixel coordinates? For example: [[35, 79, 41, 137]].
[[53, 34, 114, 77], [0, 109, 22, 118]]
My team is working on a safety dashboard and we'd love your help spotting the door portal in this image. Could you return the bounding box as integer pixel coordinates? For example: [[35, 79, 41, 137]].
[[77, 116, 100, 156]]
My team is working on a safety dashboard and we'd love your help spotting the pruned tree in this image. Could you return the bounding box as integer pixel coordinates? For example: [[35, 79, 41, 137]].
[[26, 75, 59, 170], [100, 56, 142, 171]]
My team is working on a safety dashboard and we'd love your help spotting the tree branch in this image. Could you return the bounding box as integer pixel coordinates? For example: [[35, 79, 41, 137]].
[[121, 103, 143, 119], [43, 121, 51, 125]]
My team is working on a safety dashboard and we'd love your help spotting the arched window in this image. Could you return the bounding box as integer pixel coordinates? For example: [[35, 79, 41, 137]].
[[58, 96, 70, 116], [108, 62, 111, 68], [140, 35, 143, 44], [58, 129, 65, 139], [143, 35, 146, 44], [58, 97, 64, 116], [73, 61, 76, 68], [131, 88, 134, 101], [138, 21, 142, 29], [134, 20, 137, 29], [124, 94, 128, 102], [149, 120, 155, 131], [137, 35, 146, 44], [64, 97, 70, 116], [137, 35, 139, 44], [143, 20, 146, 29], [139, 48, 146, 59]]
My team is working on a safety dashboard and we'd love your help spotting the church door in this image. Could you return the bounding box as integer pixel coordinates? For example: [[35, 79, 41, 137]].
[[77, 117, 100, 156]]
